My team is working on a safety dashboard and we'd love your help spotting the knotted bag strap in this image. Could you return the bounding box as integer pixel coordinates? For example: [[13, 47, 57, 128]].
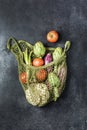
[[7, 37, 33, 64]]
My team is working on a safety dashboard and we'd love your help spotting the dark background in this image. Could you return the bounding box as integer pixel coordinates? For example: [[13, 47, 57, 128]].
[[0, 0, 87, 130]]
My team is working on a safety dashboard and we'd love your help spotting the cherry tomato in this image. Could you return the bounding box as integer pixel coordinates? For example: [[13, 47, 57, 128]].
[[32, 58, 44, 67], [19, 72, 28, 84], [47, 30, 59, 43]]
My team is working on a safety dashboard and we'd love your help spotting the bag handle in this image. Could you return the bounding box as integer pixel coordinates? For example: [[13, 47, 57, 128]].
[[64, 41, 71, 52], [7, 37, 23, 57]]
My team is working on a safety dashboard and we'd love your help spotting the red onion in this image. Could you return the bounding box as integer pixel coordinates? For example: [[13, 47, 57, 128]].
[[44, 53, 52, 65]]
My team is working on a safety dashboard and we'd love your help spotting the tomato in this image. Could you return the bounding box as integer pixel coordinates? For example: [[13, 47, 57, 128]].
[[47, 30, 59, 43], [19, 72, 28, 84], [32, 58, 44, 67], [36, 69, 47, 82]]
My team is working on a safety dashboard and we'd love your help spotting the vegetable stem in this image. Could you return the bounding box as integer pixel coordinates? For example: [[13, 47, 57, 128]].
[[23, 48, 29, 64], [29, 51, 33, 65]]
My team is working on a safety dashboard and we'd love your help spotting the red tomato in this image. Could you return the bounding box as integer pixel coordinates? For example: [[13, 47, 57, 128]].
[[36, 69, 47, 82], [32, 58, 44, 67], [47, 30, 59, 43], [19, 72, 28, 84]]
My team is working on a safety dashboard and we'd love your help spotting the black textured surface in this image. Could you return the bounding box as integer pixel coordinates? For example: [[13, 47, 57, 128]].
[[0, 0, 87, 130]]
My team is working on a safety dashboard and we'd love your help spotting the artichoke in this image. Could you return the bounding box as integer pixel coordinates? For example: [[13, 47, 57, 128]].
[[48, 72, 60, 87], [53, 47, 63, 61], [33, 41, 46, 58]]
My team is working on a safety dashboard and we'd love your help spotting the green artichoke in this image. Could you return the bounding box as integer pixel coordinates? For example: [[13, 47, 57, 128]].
[[53, 47, 63, 61], [48, 72, 60, 87], [33, 41, 46, 58]]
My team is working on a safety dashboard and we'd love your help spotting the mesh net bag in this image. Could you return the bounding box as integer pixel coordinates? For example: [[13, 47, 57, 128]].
[[7, 37, 71, 107]]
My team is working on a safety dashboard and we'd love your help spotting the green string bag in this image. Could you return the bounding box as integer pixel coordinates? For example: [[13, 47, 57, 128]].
[[7, 37, 71, 107]]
